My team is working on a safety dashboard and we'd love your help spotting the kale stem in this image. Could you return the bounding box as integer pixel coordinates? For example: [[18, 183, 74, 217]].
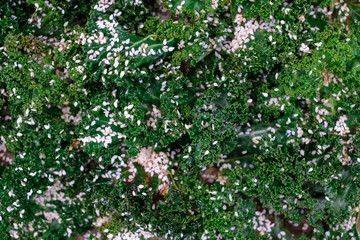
[[168, 170, 180, 191]]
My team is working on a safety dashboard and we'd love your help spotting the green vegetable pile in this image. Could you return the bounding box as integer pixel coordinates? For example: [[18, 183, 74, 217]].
[[1, 0, 360, 239]]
